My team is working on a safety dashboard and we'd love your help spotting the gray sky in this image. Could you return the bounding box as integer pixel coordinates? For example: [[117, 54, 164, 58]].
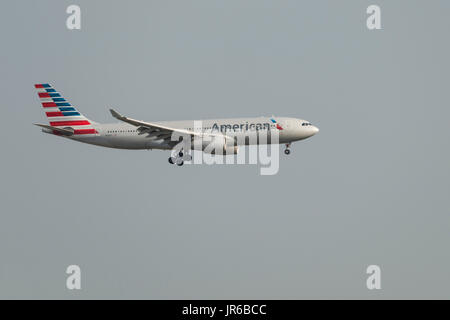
[[1, 0, 450, 299]]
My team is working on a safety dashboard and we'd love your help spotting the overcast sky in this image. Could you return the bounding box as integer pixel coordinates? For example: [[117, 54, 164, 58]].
[[1, 0, 450, 299]]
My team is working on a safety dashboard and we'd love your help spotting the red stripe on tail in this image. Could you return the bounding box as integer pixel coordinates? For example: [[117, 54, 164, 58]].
[[50, 120, 91, 126], [42, 102, 57, 108], [46, 112, 64, 117]]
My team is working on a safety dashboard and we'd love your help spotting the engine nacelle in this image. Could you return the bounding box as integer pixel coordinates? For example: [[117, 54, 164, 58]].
[[221, 145, 239, 155], [192, 134, 238, 155]]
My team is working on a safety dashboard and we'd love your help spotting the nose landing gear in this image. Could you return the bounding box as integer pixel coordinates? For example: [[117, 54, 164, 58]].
[[284, 143, 291, 155]]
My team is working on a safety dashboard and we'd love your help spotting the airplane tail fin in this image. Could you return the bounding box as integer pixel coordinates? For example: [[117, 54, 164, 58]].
[[34, 83, 98, 135]]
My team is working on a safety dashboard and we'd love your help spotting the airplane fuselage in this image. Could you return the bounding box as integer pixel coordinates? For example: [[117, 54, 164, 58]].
[[66, 117, 319, 150]]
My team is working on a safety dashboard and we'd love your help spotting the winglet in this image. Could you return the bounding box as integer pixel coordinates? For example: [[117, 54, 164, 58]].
[[110, 109, 124, 120]]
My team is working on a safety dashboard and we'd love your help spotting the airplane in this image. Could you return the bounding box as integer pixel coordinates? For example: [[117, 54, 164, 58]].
[[33, 84, 319, 166]]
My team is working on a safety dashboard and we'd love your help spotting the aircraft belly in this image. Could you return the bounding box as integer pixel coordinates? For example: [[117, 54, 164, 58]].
[[108, 136, 146, 149], [145, 139, 171, 150]]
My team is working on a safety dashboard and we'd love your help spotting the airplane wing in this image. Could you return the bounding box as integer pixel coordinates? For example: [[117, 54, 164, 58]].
[[109, 109, 201, 142]]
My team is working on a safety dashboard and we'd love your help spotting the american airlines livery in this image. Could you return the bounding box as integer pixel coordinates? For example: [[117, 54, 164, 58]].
[[34, 84, 319, 166]]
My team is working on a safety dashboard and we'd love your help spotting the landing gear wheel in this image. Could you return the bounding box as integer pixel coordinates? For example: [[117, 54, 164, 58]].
[[176, 158, 184, 166], [284, 143, 291, 155], [178, 151, 184, 157], [168, 157, 175, 164]]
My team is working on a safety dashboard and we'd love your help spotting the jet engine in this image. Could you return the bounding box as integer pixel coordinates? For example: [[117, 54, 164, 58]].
[[193, 134, 238, 155]]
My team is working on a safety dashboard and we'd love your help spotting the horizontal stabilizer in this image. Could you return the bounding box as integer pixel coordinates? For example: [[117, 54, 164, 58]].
[[33, 123, 74, 136]]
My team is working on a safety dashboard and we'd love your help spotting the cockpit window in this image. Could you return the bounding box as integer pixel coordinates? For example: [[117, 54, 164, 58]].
[[302, 122, 312, 126]]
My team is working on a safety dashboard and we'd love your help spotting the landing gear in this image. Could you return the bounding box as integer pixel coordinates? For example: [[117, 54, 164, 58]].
[[284, 143, 291, 155], [168, 156, 184, 166], [168, 148, 191, 166], [176, 158, 184, 166]]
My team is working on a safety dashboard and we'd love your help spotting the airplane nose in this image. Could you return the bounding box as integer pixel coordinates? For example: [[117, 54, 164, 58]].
[[312, 126, 319, 135]]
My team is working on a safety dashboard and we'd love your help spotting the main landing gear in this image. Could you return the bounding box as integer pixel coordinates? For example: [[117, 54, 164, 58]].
[[284, 143, 291, 155], [168, 150, 192, 166]]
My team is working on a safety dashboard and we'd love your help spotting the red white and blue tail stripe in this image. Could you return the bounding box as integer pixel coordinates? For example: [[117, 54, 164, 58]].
[[34, 84, 97, 135]]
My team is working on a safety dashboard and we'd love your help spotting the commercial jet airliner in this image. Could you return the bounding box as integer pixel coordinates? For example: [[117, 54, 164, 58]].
[[33, 84, 319, 165]]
